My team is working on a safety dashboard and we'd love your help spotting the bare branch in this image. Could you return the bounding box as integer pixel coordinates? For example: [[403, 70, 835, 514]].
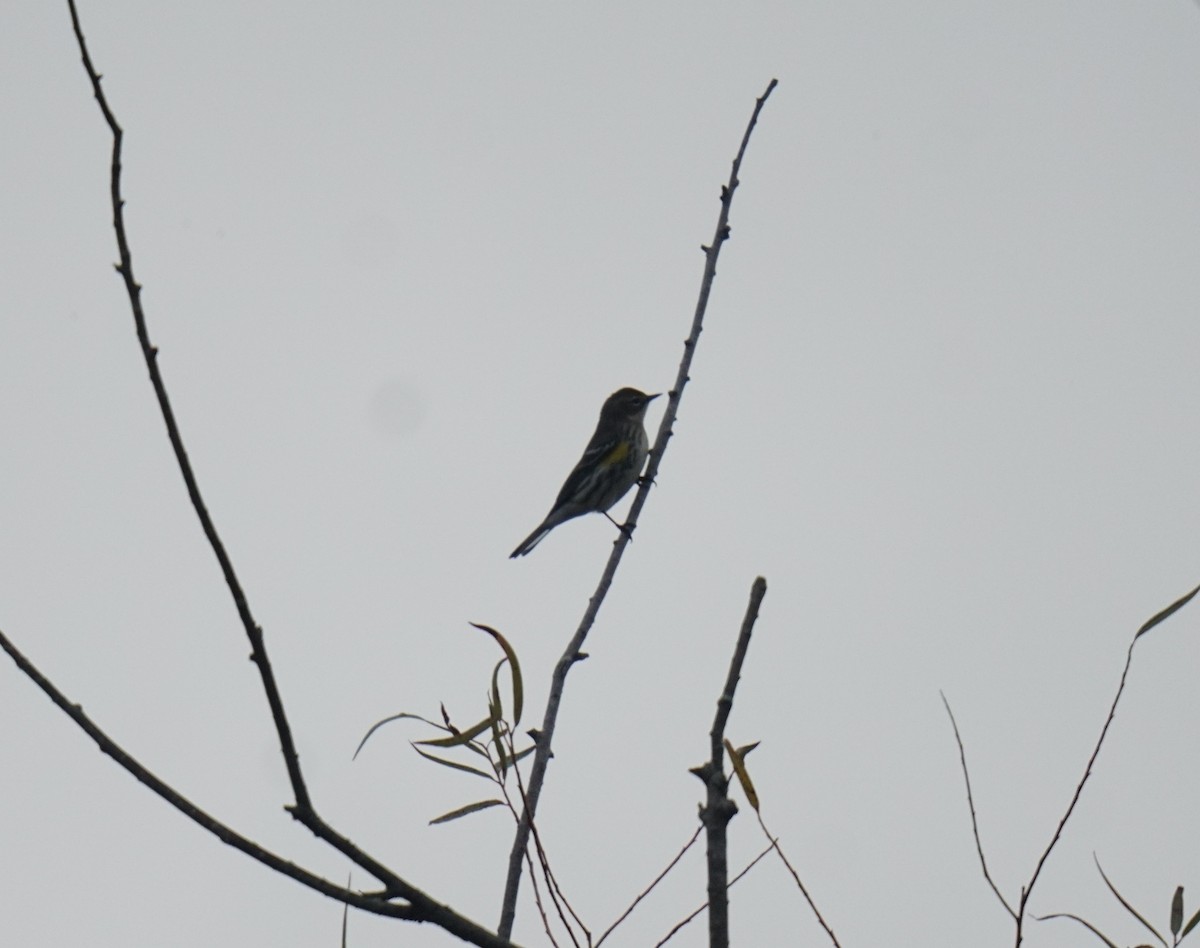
[[753, 811, 841, 947], [522, 845, 562, 948], [653, 841, 774, 947], [940, 692, 1018, 920], [1021, 583, 1199, 927], [65, 0, 309, 815], [53, 5, 523, 944], [942, 581, 1199, 946], [711, 579, 766, 762], [0, 626, 520, 945], [1016, 633, 1144, 935], [689, 577, 768, 948], [595, 827, 702, 947], [498, 79, 779, 939]]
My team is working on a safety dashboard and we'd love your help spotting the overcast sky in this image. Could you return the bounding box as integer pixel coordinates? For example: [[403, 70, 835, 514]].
[[3, 2, 1200, 946]]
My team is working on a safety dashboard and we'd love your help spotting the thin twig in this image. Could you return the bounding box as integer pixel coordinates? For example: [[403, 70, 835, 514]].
[[523, 845, 562, 948], [940, 692, 1017, 920], [594, 827, 702, 947], [653, 841, 774, 947], [942, 582, 1200, 947], [530, 831, 580, 948], [506, 738, 589, 946], [754, 811, 841, 947], [497, 78, 779, 939], [1013, 635, 1139, 943]]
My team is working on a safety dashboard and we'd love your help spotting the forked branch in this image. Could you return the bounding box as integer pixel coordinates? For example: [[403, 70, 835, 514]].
[[0, 4, 526, 945], [945, 581, 1200, 946]]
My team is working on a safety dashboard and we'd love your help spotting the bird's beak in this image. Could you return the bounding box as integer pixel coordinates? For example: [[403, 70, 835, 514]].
[[647, 393, 661, 402]]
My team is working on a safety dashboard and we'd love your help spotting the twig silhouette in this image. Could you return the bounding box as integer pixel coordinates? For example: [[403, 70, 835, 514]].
[[1, 4, 528, 945], [944, 581, 1200, 946], [752, 810, 841, 947], [511, 750, 588, 947], [594, 827, 702, 947], [653, 841, 774, 947], [0, 625, 453, 926], [688, 577, 767, 948], [941, 692, 1018, 920]]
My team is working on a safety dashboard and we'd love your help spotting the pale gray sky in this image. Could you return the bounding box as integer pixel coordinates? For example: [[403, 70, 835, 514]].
[[3, 2, 1200, 946]]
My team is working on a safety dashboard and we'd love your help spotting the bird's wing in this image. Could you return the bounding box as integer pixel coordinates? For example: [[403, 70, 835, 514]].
[[551, 435, 628, 509]]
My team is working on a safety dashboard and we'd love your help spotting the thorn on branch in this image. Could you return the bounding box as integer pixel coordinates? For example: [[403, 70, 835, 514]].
[[688, 762, 714, 782]]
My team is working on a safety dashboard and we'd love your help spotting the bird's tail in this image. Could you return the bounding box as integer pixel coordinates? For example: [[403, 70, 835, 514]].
[[509, 521, 552, 558]]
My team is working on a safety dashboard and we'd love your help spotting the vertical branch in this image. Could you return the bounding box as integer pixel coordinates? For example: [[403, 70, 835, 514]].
[[689, 577, 767, 948], [498, 78, 778, 940]]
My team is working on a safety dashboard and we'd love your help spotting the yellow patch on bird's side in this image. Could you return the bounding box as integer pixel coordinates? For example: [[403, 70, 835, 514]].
[[603, 442, 630, 465]]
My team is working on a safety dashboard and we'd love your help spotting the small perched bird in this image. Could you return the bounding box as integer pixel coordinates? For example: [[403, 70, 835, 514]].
[[510, 387, 660, 558]]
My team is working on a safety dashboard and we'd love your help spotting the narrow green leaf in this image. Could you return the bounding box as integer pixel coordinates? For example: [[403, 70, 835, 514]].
[[470, 622, 524, 727], [1094, 855, 1166, 947], [494, 744, 513, 772], [353, 712, 448, 760], [419, 715, 495, 748], [724, 738, 760, 812], [341, 872, 351, 948], [429, 799, 505, 825], [488, 691, 507, 779], [1172, 887, 1184, 935], [411, 743, 495, 781], [495, 738, 534, 772], [490, 658, 507, 725], [1180, 905, 1200, 938], [1035, 913, 1121, 948], [509, 744, 536, 764], [1136, 582, 1200, 640]]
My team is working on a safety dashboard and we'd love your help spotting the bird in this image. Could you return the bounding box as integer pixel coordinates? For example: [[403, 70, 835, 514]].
[[510, 387, 660, 558]]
